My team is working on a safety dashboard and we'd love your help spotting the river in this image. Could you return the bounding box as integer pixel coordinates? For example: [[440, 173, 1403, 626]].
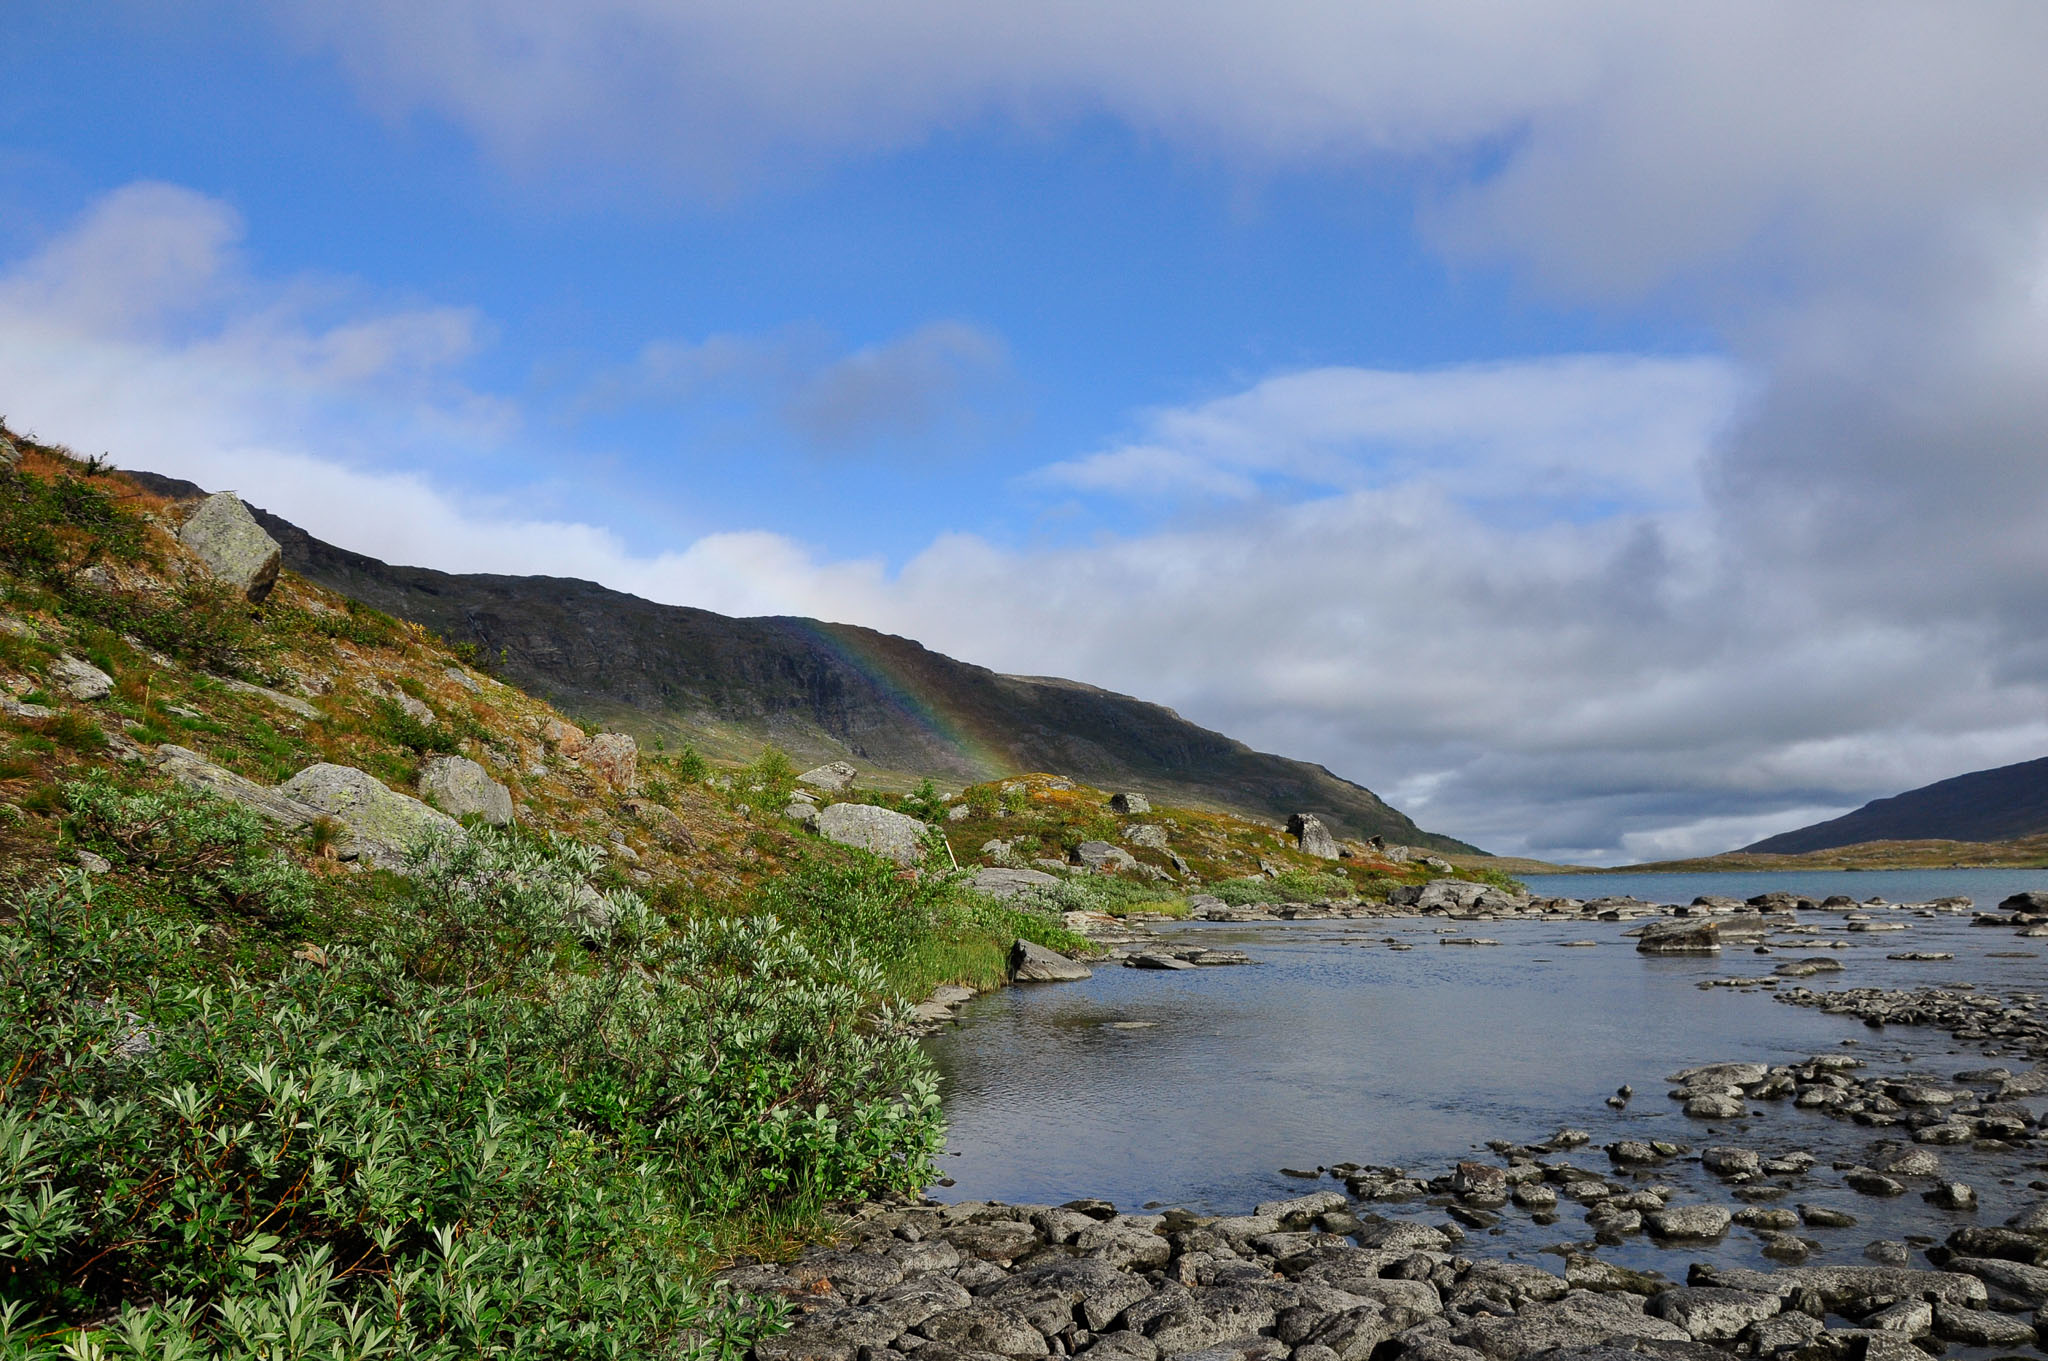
[[924, 869, 2048, 1275]]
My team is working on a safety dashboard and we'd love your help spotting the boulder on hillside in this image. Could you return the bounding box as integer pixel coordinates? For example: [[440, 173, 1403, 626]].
[[278, 763, 463, 870], [1122, 823, 1169, 850], [154, 745, 325, 829], [178, 492, 282, 602], [580, 732, 637, 792], [799, 760, 859, 792], [816, 801, 927, 866], [973, 866, 1062, 900], [50, 654, 112, 701], [1010, 938, 1093, 982], [417, 755, 514, 826], [1073, 840, 1138, 873], [1110, 791, 1150, 815], [1288, 812, 1340, 860]]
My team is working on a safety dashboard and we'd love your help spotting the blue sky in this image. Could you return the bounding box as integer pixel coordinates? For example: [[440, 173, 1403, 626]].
[[6, 2, 2048, 862]]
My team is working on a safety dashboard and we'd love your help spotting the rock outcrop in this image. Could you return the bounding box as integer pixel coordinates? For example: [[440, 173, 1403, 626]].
[[278, 763, 463, 869], [1010, 939, 1093, 982], [974, 866, 1063, 899], [817, 802, 928, 866], [1288, 812, 1340, 860], [801, 761, 860, 792], [580, 732, 637, 792], [178, 492, 282, 602], [417, 755, 515, 825]]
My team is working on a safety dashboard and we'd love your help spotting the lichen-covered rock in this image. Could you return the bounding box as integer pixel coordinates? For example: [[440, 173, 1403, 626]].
[[50, 653, 112, 701], [178, 492, 282, 602], [975, 866, 1062, 899], [581, 732, 637, 791], [278, 763, 463, 869], [1074, 840, 1138, 873], [1288, 812, 1341, 859], [417, 755, 514, 825], [1123, 823, 1170, 850], [817, 801, 927, 866], [153, 744, 324, 828], [1111, 791, 1151, 815]]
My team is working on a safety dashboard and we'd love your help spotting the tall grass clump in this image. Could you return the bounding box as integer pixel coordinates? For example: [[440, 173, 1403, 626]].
[[0, 813, 944, 1359]]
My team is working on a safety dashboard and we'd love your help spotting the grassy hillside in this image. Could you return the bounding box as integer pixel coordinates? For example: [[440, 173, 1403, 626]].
[[0, 427, 1496, 1357], [127, 471, 1479, 854]]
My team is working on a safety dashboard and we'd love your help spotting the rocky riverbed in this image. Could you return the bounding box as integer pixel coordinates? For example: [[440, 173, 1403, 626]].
[[857, 879, 2048, 1360]]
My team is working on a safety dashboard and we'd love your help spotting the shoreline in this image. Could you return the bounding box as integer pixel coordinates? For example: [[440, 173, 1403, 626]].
[[737, 1033, 2048, 1361], [843, 892, 2048, 1360]]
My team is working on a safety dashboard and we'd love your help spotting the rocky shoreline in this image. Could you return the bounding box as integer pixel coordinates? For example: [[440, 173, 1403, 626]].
[[815, 887, 2048, 1361], [728, 1047, 2048, 1361]]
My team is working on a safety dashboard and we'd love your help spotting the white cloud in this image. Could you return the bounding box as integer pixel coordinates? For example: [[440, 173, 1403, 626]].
[[1037, 357, 1745, 513]]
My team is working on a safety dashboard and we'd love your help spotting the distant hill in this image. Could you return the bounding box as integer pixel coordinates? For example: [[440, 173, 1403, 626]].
[[1744, 755, 2048, 854], [125, 471, 1478, 853]]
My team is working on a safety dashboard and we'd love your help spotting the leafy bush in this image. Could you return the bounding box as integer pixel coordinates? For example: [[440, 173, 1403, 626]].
[[41, 711, 105, 754], [0, 826, 942, 1358], [77, 578, 272, 676], [1008, 873, 1187, 918], [1208, 868, 1353, 905], [378, 698, 459, 755], [0, 465, 143, 584], [962, 783, 1000, 817], [673, 744, 709, 783], [753, 849, 942, 960], [64, 776, 315, 921]]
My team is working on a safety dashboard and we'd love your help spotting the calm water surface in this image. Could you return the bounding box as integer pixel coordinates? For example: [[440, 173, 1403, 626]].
[[925, 870, 2048, 1273]]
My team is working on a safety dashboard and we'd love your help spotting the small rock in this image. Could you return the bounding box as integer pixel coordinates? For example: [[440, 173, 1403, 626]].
[[50, 654, 112, 701], [417, 755, 514, 826], [799, 761, 859, 792]]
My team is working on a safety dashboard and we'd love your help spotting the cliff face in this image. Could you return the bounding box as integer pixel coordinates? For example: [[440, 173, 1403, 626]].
[[1745, 755, 2048, 854], [125, 471, 1477, 852]]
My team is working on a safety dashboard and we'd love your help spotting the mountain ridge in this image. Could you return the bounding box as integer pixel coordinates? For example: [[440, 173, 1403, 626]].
[[124, 470, 1477, 853], [1743, 754, 2048, 855]]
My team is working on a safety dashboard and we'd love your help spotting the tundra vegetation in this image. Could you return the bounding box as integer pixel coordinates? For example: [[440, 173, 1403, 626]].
[[0, 432, 1479, 1358]]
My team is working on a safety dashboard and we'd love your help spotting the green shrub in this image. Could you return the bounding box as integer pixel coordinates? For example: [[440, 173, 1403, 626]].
[[0, 465, 144, 583], [0, 826, 942, 1358], [673, 744, 709, 783], [753, 849, 941, 960], [378, 698, 459, 755], [63, 776, 315, 921], [1208, 868, 1352, 905], [963, 784, 1000, 817], [75, 578, 272, 676]]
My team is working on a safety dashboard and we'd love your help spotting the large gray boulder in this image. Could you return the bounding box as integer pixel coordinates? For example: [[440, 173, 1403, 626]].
[[974, 866, 1062, 900], [1122, 824, 1169, 850], [816, 801, 927, 866], [1010, 939, 1093, 982], [1287, 813, 1340, 860], [417, 755, 514, 826], [800, 760, 859, 792], [1110, 792, 1150, 815], [178, 492, 282, 602], [278, 763, 463, 869], [1074, 841, 1138, 873]]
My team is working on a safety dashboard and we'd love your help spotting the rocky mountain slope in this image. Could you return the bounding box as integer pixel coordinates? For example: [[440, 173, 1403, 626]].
[[123, 471, 1476, 853], [1744, 755, 2048, 855]]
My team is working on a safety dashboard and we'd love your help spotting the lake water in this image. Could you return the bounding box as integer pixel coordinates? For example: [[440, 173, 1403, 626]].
[[924, 870, 2048, 1275]]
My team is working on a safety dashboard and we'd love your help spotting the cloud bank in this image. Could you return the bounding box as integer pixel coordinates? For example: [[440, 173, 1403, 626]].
[[14, 5, 2048, 861]]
